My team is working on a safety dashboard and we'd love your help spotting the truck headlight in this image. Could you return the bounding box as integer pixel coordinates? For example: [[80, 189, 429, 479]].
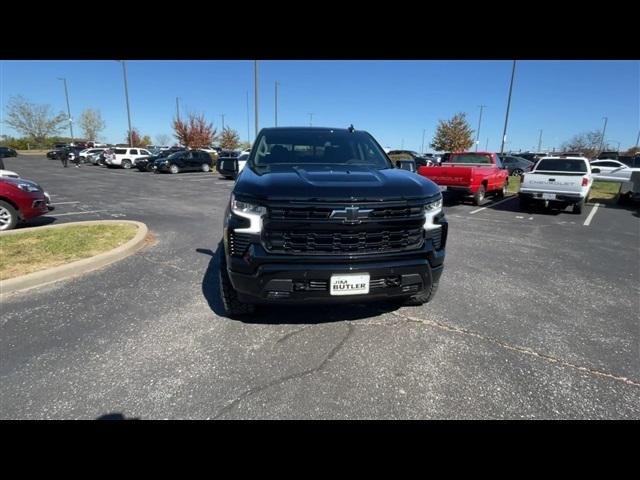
[[230, 193, 266, 233], [423, 198, 443, 231]]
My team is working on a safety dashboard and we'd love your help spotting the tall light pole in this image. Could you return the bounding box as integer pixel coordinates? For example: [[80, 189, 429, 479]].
[[421, 129, 426, 154], [308, 113, 314, 126], [500, 60, 517, 155], [176, 97, 180, 121], [221, 114, 225, 131], [274, 81, 279, 127], [57, 77, 74, 142], [537, 129, 543, 152], [118, 61, 133, 147], [598, 116, 608, 155], [254, 60, 259, 141], [401, 138, 404, 149], [475, 105, 486, 151], [246, 91, 250, 145], [485, 138, 489, 151]]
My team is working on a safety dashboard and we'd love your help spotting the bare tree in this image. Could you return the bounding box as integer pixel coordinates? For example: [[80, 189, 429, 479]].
[[155, 133, 171, 146], [3, 95, 68, 144], [561, 130, 603, 158], [430, 113, 475, 152], [78, 109, 106, 141]]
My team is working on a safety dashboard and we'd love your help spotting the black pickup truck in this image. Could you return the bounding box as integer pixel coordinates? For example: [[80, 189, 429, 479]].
[[219, 127, 447, 316]]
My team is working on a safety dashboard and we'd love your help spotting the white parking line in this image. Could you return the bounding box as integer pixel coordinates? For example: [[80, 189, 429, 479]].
[[583, 203, 600, 226], [469, 196, 517, 215], [50, 210, 108, 217], [51, 201, 80, 205]]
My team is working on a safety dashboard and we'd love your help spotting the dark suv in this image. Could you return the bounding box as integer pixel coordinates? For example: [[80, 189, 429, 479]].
[[153, 150, 213, 173], [219, 127, 447, 316]]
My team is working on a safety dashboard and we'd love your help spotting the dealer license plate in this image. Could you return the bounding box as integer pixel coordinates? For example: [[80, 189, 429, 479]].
[[330, 274, 370, 296]]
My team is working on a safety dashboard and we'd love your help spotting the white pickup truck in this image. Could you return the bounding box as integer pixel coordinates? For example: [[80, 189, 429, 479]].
[[519, 156, 593, 214]]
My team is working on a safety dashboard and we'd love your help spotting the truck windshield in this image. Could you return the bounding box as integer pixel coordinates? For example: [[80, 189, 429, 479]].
[[252, 129, 392, 169], [536, 159, 587, 173], [446, 154, 492, 164]]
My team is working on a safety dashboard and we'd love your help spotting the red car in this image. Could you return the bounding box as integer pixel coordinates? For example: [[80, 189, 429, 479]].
[[418, 152, 509, 205], [0, 177, 53, 231]]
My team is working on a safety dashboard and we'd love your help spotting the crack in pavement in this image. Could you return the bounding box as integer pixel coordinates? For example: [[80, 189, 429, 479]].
[[390, 310, 640, 387], [212, 323, 354, 419]]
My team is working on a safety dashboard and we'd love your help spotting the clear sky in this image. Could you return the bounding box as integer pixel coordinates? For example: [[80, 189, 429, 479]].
[[1, 60, 638, 152]]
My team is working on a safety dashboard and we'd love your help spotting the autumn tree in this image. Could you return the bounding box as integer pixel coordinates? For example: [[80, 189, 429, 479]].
[[219, 126, 241, 150], [78, 108, 106, 141], [125, 128, 144, 147], [561, 130, 603, 158], [3, 95, 68, 145], [172, 112, 217, 148], [430, 113, 475, 152], [141, 135, 152, 147]]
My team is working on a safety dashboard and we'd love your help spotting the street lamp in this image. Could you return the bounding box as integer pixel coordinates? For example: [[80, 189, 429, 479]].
[[117, 61, 133, 147], [308, 113, 314, 126], [275, 81, 280, 127], [421, 129, 426, 155], [254, 61, 259, 141], [475, 105, 486, 152], [57, 77, 74, 143], [598, 116, 608, 155], [500, 60, 517, 154]]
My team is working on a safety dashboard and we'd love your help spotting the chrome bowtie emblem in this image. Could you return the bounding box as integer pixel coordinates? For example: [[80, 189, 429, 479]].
[[330, 207, 372, 223]]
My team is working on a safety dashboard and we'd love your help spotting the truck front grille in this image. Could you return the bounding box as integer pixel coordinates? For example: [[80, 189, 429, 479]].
[[264, 225, 424, 255]]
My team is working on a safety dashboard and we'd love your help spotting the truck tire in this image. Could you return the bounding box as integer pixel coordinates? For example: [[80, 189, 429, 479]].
[[218, 247, 256, 317], [472, 185, 486, 206], [169, 164, 180, 174], [573, 199, 584, 214], [122, 159, 132, 169], [404, 282, 439, 306], [0, 200, 19, 231], [496, 181, 507, 199]]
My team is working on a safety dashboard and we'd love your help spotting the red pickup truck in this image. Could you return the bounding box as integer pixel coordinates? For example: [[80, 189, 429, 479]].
[[418, 152, 509, 205]]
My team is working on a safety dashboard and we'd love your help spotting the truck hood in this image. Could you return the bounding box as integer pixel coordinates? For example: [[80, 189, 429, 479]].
[[234, 164, 440, 202]]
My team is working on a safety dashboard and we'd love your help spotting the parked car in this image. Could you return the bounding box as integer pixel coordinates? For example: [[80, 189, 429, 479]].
[[617, 155, 640, 169], [596, 151, 619, 160], [387, 150, 433, 167], [218, 126, 447, 316], [46, 149, 62, 160], [216, 150, 245, 179], [519, 156, 593, 214], [64, 146, 85, 165], [0, 146, 18, 158], [590, 159, 640, 200], [53, 143, 68, 150], [153, 150, 213, 174], [104, 147, 153, 169], [0, 169, 20, 178], [135, 149, 181, 172], [78, 147, 108, 162], [418, 152, 509, 205], [0, 177, 54, 231], [498, 155, 534, 176]]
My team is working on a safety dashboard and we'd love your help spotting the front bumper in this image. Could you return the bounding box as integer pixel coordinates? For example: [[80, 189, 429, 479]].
[[226, 238, 446, 305]]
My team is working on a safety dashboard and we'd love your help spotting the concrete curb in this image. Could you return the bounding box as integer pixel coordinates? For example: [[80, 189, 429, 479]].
[[0, 220, 149, 297]]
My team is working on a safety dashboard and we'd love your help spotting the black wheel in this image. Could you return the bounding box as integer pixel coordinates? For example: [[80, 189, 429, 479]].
[[572, 199, 584, 214], [217, 246, 255, 317], [496, 181, 507, 199], [472, 185, 486, 206], [511, 168, 523, 176], [169, 164, 179, 174], [146, 164, 155, 172], [122, 159, 132, 169], [403, 282, 439, 306], [0, 200, 19, 231], [201, 163, 211, 172]]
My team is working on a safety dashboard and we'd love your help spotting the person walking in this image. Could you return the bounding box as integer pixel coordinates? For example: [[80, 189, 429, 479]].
[[59, 148, 68, 168]]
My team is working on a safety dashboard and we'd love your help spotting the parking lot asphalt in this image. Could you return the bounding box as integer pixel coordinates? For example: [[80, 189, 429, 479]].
[[1, 155, 639, 419]]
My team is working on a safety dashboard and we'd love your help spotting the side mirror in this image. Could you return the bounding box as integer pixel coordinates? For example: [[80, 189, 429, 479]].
[[591, 168, 600, 174], [396, 159, 416, 172]]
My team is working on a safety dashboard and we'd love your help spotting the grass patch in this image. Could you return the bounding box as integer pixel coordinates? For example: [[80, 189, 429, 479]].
[[0, 224, 138, 281], [507, 175, 521, 194]]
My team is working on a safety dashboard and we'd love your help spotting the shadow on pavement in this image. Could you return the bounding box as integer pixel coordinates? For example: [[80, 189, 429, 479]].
[[96, 412, 139, 420], [19, 216, 57, 228], [197, 244, 402, 325]]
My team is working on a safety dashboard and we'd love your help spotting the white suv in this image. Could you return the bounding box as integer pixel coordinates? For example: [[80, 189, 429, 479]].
[[79, 148, 108, 161], [105, 147, 152, 169]]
